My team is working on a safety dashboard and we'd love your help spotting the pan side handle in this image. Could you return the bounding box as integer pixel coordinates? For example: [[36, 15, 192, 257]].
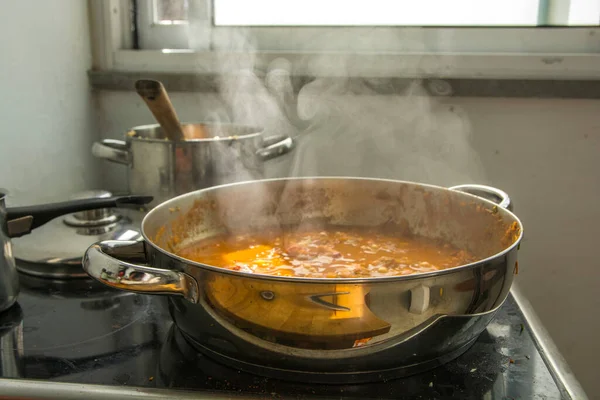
[[256, 136, 294, 161], [82, 240, 199, 303], [449, 184, 512, 211], [92, 139, 132, 165]]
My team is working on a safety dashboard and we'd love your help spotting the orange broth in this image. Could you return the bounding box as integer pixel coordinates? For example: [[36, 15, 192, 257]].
[[176, 227, 477, 278]]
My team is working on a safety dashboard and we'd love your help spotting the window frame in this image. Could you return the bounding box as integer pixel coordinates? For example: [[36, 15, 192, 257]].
[[89, 0, 600, 79], [136, 0, 192, 49]]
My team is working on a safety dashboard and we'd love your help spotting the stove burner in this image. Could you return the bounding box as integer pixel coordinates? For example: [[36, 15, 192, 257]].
[[157, 325, 502, 398], [12, 190, 144, 279], [17, 279, 164, 375], [18, 269, 127, 298], [178, 328, 478, 384]]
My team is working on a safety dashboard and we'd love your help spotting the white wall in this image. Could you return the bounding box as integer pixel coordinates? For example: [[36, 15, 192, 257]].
[[97, 90, 600, 395], [0, 1, 99, 206], [463, 97, 600, 395]]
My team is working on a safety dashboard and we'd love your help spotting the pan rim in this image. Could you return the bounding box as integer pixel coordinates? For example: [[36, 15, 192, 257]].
[[141, 176, 524, 284], [126, 122, 264, 143]]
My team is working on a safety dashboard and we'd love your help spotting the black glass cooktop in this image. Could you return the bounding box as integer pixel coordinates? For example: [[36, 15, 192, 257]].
[[0, 272, 569, 399]]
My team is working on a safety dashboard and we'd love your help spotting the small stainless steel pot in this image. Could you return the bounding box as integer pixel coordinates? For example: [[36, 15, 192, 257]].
[[0, 303, 23, 378], [82, 178, 523, 382], [0, 192, 152, 314], [92, 123, 294, 208], [0, 193, 19, 313]]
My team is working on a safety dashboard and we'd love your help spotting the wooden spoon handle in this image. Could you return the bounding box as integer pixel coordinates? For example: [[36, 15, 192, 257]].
[[135, 79, 186, 141]]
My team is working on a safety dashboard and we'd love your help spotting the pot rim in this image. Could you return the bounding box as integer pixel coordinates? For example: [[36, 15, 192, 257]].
[[141, 176, 524, 284], [126, 122, 264, 143]]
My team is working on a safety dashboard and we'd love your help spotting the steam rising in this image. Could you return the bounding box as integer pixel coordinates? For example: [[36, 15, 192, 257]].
[[189, 22, 485, 192]]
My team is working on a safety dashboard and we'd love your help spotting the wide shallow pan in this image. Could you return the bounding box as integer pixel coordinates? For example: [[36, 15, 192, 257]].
[[83, 177, 523, 382]]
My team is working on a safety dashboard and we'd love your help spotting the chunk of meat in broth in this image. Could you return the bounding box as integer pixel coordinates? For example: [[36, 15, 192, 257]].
[[367, 256, 412, 276], [285, 232, 342, 260]]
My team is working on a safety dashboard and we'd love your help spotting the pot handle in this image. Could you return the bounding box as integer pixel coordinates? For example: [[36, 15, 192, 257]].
[[256, 136, 294, 161], [449, 184, 512, 211], [6, 195, 153, 238], [92, 139, 132, 165], [82, 240, 199, 304]]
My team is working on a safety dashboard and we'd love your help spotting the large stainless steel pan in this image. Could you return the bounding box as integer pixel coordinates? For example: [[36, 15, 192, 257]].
[[82, 177, 523, 382]]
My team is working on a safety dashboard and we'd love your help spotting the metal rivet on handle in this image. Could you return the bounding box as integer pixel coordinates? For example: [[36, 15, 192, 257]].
[[260, 291, 275, 301]]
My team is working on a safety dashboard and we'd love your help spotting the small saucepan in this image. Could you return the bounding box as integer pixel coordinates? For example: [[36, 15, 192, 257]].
[[0, 191, 152, 313]]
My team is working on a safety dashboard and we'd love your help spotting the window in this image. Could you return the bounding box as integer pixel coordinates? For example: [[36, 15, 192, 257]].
[[214, 0, 544, 26], [90, 0, 600, 78], [137, 0, 600, 51], [151, 0, 600, 28]]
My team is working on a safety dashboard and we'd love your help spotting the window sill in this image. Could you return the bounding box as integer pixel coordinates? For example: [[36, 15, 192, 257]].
[[88, 50, 600, 98]]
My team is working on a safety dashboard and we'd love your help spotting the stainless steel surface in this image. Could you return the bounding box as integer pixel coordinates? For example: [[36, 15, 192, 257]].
[[91, 138, 131, 164], [0, 193, 150, 307], [85, 239, 198, 301], [83, 177, 523, 380], [93, 123, 294, 208], [449, 184, 512, 211], [0, 191, 19, 313], [63, 211, 121, 227], [255, 136, 294, 160], [12, 207, 144, 278], [64, 190, 118, 227], [0, 379, 248, 400], [511, 284, 589, 400], [0, 304, 23, 379], [4, 193, 149, 279]]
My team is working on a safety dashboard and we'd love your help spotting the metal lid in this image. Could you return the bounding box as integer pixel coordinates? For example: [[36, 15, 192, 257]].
[[63, 190, 121, 227], [12, 190, 145, 279]]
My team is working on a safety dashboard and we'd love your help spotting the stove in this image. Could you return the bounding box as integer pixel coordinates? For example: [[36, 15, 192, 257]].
[[0, 266, 587, 399]]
